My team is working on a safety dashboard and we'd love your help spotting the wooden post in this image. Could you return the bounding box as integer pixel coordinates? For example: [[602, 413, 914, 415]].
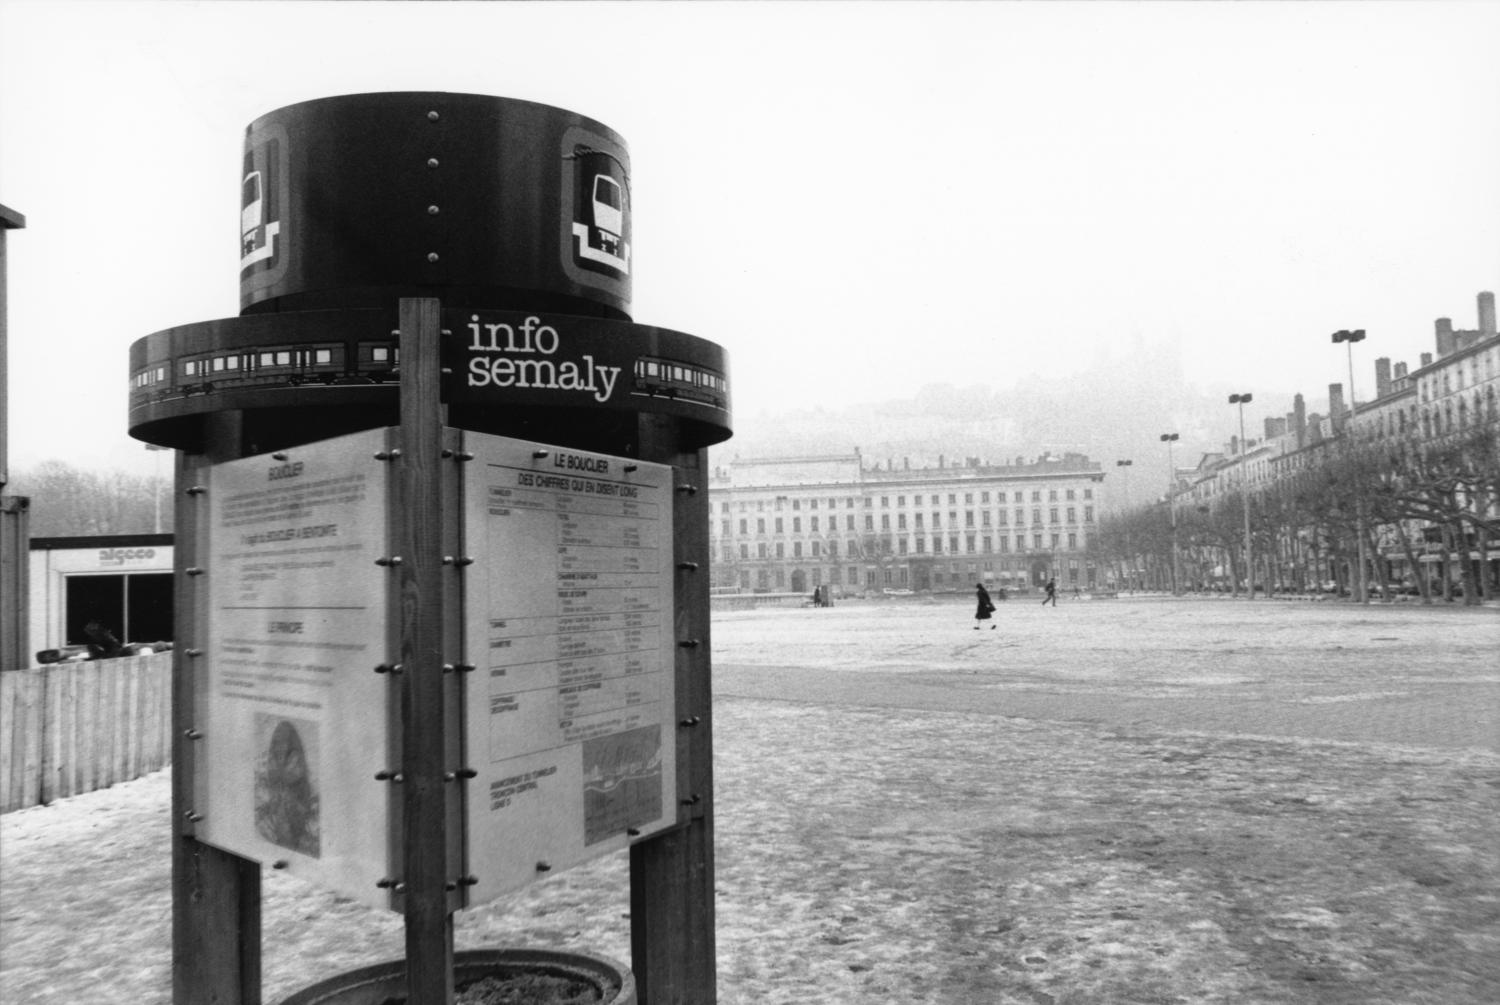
[[630, 414, 717, 1004], [174, 411, 262, 1005], [397, 297, 455, 1004]]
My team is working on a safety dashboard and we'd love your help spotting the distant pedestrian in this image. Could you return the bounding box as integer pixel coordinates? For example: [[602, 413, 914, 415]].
[[974, 583, 997, 629], [1041, 578, 1057, 607]]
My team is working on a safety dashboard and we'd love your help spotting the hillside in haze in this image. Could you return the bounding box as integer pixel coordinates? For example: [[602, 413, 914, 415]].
[[715, 342, 1326, 485]]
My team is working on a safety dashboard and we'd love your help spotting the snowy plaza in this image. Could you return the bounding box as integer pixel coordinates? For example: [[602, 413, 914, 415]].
[[3, 595, 1497, 1004]]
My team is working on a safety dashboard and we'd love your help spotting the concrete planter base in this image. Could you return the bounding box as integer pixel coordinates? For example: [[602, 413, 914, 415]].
[[274, 948, 635, 1005]]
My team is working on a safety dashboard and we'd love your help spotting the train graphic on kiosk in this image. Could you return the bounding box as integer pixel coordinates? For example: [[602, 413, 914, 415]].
[[130, 314, 728, 419], [130, 331, 402, 412]]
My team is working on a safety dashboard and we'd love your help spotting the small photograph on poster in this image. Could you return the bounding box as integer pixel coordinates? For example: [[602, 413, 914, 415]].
[[582, 724, 662, 846], [253, 714, 322, 858]]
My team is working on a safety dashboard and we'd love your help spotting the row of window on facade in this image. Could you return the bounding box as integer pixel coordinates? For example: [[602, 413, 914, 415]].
[[724, 530, 1091, 561], [721, 504, 1094, 538], [720, 486, 1094, 514]]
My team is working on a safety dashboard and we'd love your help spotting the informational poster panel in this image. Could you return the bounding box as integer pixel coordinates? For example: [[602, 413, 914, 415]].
[[197, 428, 393, 908], [462, 432, 677, 904]]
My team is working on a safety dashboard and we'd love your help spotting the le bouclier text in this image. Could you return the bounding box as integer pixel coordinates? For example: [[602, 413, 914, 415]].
[[463, 315, 622, 403]]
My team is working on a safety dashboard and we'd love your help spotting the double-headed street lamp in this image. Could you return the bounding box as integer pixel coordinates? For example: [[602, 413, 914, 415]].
[[1332, 328, 1369, 603], [1159, 433, 1179, 594], [1115, 459, 1133, 590], [1228, 393, 1254, 599]]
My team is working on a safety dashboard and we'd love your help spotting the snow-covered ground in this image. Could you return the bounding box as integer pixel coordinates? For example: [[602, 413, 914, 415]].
[[3, 598, 1497, 1003]]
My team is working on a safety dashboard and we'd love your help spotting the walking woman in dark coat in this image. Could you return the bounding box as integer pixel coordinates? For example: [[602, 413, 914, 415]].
[[974, 583, 997, 629]]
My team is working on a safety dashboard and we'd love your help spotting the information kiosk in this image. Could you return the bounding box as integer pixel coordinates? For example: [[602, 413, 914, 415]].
[[128, 93, 730, 1005]]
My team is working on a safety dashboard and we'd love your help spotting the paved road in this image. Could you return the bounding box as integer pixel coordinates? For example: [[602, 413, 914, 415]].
[[711, 597, 1500, 752]]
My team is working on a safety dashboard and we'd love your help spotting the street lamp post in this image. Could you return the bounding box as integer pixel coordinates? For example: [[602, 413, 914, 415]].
[[1115, 459, 1133, 590], [1331, 329, 1369, 604], [1228, 393, 1254, 599], [1159, 434, 1179, 594]]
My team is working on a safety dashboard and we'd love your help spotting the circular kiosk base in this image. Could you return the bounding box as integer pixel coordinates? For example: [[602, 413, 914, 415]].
[[275, 948, 635, 1005]]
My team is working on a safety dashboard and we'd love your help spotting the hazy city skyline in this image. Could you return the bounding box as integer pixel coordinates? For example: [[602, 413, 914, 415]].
[[3, 1, 1497, 477]]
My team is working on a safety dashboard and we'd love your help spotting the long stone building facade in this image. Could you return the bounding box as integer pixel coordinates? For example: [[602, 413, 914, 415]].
[[708, 451, 1105, 595]]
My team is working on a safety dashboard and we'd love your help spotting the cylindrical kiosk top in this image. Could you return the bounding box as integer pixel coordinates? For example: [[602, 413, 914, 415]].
[[239, 92, 633, 320]]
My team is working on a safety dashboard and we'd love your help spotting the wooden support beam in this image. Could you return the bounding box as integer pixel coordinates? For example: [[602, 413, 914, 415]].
[[398, 298, 455, 1004], [630, 414, 717, 1005], [173, 411, 262, 1004]]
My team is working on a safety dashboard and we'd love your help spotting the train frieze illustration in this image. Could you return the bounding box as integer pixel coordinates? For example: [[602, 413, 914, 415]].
[[128, 308, 730, 448]]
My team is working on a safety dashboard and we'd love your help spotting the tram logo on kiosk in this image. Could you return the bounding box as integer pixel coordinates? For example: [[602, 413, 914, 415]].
[[239, 124, 289, 294], [567, 145, 631, 279]]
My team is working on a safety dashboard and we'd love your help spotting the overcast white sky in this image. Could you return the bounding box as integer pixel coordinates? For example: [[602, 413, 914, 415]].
[[2, 0, 1497, 477]]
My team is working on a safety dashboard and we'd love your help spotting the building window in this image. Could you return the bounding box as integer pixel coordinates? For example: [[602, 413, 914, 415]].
[[965, 511, 975, 527], [881, 515, 891, 530], [1049, 490, 1058, 501], [898, 538, 908, 555], [1068, 533, 1077, 549], [950, 535, 959, 553], [739, 544, 749, 559], [865, 515, 874, 531], [1067, 507, 1076, 523], [757, 518, 766, 534], [793, 517, 801, 532], [1049, 508, 1059, 523], [757, 543, 768, 558], [811, 516, 820, 532], [775, 517, 783, 533], [966, 535, 976, 553], [1066, 489, 1076, 501], [739, 519, 748, 534], [775, 543, 785, 558], [793, 542, 802, 558], [847, 515, 856, 531], [915, 537, 926, 554]]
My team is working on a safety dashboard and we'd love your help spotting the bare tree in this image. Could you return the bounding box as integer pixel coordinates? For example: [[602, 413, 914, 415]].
[[7, 461, 170, 536]]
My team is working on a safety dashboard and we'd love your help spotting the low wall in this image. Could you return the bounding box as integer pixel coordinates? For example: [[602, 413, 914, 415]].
[[1, 652, 172, 814]]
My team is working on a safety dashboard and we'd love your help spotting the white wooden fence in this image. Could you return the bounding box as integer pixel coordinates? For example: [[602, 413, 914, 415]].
[[1, 652, 172, 814]]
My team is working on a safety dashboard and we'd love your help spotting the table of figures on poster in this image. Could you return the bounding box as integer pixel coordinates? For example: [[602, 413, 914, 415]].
[[462, 433, 678, 904]]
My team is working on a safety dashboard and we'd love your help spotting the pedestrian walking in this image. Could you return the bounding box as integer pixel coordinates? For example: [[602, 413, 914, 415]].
[[1041, 578, 1057, 607], [974, 583, 997, 629]]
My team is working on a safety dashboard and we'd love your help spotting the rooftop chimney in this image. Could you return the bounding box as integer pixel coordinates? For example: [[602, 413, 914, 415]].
[[1436, 318, 1455, 357], [1394, 361, 1408, 382], [1421, 352, 1433, 367], [1480, 291, 1497, 338], [1375, 357, 1392, 400], [1308, 414, 1324, 444], [1294, 393, 1307, 449], [1328, 383, 1347, 431]]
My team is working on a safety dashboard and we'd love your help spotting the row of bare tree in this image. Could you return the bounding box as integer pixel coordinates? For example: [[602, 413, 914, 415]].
[[6, 461, 172, 537], [1092, 423, 1500, 605]]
